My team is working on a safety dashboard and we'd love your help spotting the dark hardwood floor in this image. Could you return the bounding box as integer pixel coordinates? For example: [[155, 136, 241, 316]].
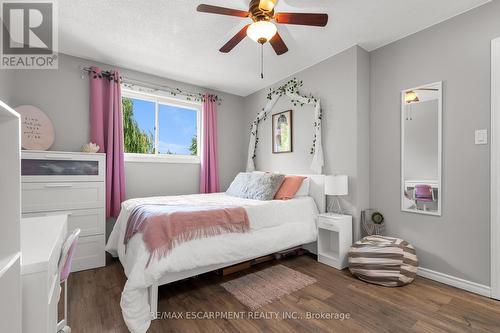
[[68, 255, 500, 332]]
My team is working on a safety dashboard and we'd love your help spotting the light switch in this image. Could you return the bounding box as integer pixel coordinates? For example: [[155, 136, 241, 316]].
[[475, 129, 488, 145]]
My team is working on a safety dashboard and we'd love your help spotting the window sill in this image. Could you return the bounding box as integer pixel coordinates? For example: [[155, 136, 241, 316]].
[[124, 153, 200, 164]]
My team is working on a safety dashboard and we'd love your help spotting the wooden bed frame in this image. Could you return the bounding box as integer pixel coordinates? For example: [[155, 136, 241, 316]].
[[149, 174, 326, 318]]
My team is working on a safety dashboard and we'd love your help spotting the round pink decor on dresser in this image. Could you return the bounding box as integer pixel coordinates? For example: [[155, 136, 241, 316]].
[[15, 105, 55, 150]]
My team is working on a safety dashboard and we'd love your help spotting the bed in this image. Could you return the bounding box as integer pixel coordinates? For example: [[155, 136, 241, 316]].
[[105, 174, 325, 333]]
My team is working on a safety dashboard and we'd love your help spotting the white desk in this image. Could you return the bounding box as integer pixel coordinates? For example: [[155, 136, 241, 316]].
[[21, 215, 67, 333]]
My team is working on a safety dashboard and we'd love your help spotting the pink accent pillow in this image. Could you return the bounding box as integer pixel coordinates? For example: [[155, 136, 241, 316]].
[[274, 176, 307, 200]]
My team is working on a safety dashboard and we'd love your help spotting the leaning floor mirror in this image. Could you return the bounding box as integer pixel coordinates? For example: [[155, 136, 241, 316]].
[[401, 81, 442, 216]]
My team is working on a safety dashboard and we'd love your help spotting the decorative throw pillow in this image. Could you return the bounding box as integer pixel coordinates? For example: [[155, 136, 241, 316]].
[[295, 177, 310, 196], [226, 172, 251, 197], [226, 172, 285, 200], [274, 176, 307, 200], [247, 173, 285, 200]]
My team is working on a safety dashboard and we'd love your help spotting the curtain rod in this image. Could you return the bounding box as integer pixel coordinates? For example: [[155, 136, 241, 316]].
[[79, 66, 212, 99]]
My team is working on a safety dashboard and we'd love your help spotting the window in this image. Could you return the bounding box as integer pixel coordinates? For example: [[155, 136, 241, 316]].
[[121, 89, 201, 163]]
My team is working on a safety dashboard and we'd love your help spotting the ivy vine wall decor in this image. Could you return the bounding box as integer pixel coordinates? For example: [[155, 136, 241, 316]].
[[246, 78, 324, 174], [121, 81, 222, 105], [82, 67, 222, 104]]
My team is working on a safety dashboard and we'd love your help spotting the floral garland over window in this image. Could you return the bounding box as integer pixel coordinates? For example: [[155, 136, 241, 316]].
[[121, 82, 221, 104], [246, 78, 324, 174], [85, 67, 221, 104], [89, 67, 120, 83]]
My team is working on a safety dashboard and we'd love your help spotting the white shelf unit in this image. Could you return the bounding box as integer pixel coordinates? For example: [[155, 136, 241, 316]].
[[0, 100, 22, 333], [317, 213, 353, 270], [21, 150, 106, 272]]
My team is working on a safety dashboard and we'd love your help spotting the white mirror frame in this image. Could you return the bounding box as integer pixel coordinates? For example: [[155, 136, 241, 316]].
[[401, 81, 443, 216]]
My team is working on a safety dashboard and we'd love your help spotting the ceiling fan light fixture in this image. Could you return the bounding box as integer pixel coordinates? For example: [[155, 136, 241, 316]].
[[405, 91, 419, 103], [247, 21, 277, 44], [259, 0, 277, 12]]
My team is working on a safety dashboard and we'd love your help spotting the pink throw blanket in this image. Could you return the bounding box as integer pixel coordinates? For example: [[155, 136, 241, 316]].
[[124, 204, 250, 266]]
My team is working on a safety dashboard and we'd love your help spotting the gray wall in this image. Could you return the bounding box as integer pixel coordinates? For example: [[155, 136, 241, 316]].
[[6, 53, 247, 197], [370, 1, 500, 285], [243, 45, 370, 240], [0, 70, 12, 105]]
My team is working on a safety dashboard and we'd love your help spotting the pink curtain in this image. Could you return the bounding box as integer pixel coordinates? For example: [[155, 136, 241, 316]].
[[200, 93, 220, 193], [89, 67, 125, 218]]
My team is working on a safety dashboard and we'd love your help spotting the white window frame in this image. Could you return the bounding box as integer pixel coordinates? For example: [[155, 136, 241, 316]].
[[121, 89, 202, 164]]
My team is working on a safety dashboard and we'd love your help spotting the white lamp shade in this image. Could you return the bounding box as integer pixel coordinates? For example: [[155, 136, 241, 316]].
[[246, 21, 277, 43], [325, 175, 348, 196]]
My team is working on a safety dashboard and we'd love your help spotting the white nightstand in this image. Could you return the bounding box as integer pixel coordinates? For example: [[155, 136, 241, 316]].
[[317, 213, 353, 270]]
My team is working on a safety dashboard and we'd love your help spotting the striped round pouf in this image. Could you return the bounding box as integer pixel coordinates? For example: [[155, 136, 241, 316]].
[[348, 235, 418, 287]]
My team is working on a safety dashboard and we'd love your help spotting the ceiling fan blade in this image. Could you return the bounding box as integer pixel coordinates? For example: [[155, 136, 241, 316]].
[[275, 12, 328, 26], [197, 4, 250, 18], [269, 32, 288, 55], [220, 25, 250, 53]]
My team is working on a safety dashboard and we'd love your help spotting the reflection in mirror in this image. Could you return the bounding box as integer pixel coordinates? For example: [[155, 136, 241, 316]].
[[401, 82, 442, 216]]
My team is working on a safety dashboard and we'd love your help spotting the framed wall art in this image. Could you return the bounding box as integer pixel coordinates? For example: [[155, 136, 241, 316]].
[[272, 110, 292, 154]]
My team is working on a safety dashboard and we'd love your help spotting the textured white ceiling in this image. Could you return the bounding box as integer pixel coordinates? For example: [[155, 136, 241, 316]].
[[59, 0, 490, 96]]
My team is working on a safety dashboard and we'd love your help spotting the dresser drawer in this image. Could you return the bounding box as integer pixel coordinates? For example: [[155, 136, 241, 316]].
[[71, 234, 105, 272], [21, 151, 105, 183], [67, 208, 105, 236], [318, 215, 351, 232], [318, 217, 341, 231], [22, 182, 105, 213], [23, 208, 105, 237]]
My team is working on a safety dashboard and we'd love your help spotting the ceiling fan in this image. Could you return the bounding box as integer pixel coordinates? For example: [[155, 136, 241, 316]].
[[196, 0, 329, 56]]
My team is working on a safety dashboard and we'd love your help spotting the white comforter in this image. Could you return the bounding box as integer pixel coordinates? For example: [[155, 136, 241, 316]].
[[106, 193, 318, 333]]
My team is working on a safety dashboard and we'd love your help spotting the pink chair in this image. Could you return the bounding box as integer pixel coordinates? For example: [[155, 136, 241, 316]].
[[57, 228, 81, 333], [414, 184, 434, 211]]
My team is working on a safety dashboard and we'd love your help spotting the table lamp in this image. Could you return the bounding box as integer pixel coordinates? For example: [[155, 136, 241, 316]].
[[325, 175, 348, 214]]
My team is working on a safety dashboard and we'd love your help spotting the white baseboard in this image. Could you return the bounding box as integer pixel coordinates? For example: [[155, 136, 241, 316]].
[[417, 267, 491, 298]]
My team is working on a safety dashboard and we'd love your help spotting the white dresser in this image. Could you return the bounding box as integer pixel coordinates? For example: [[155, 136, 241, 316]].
[[21, 150, 106, 272], [21, 215, 67, 333]]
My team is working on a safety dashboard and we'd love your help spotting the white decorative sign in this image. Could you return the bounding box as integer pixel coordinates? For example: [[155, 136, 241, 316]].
[[16, 105, 55, 150]]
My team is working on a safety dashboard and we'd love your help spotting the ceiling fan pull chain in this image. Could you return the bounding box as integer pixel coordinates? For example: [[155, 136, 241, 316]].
[[261, 43, 264, 79]]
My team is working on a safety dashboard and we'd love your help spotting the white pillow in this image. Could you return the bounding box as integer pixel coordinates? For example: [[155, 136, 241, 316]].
[[294, 177, 310, 197]]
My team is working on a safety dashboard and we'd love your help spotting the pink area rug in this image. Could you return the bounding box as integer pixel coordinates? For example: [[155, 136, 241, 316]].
[[220, 264, 317, 310]]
